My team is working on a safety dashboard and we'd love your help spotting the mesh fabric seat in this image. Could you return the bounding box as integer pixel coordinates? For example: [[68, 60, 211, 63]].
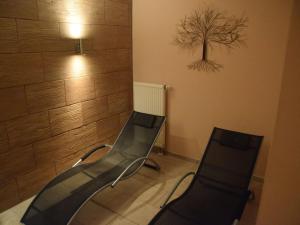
[[21, 111, 165, 225], [149, 127, 263, 225]]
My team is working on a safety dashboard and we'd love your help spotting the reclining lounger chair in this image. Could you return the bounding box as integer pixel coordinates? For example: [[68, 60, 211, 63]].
[[21, 111, 165, 225], [149, 127, 263, 225]]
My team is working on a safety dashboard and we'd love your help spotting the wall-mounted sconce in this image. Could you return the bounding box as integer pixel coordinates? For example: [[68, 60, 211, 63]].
[[75, 39, 83, 54]]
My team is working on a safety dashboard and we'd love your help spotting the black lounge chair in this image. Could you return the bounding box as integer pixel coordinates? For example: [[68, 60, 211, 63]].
[[149, 127, 263, 225], [21, 111, 165, 225]]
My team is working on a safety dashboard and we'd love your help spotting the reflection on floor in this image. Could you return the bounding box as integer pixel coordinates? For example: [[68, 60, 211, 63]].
[[0, 153, 263, 225]]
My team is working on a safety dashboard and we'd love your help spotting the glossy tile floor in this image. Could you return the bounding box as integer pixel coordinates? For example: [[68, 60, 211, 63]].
[[0, 153, 263, 225]]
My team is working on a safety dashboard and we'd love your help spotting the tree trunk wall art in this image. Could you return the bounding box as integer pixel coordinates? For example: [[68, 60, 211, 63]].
[[174, 8, 248, 72]]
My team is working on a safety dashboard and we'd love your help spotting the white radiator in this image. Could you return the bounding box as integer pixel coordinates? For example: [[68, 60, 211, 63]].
[[133, 81, 167, 149]]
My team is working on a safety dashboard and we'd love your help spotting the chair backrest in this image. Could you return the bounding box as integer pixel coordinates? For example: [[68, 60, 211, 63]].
[[111, 111, 165, 157], [196, 127, 263, 191]]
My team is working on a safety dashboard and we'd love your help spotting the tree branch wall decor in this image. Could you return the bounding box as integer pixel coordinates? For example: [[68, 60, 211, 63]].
[[174, 8, 248, 72]]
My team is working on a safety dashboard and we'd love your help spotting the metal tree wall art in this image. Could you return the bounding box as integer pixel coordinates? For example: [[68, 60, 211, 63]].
[[174, 8, 248, 72]]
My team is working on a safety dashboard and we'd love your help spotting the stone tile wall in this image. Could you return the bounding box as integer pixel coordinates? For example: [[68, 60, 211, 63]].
[[0, 0, 132, 212]]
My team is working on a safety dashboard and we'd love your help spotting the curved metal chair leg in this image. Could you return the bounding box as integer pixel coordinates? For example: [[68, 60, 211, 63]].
[[144, 158, 161, 171], [160, 171, 195, 208], [111, 157, 161, 188]]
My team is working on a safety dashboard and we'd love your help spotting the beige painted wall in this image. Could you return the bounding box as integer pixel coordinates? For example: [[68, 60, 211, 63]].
[[133, 0, 293, 177], [256, 1, 300, 224]]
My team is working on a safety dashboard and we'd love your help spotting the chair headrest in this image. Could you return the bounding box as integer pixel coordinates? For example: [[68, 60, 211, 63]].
[[219, 132, 251, 150], [133, 113, 156, 128]]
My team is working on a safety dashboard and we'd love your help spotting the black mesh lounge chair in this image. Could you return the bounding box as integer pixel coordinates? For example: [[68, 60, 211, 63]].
[[21, 111, 165, 225], [149, 127, 263, 225]]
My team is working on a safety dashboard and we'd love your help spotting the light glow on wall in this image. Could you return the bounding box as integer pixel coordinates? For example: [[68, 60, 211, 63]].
[[64, 0, 87, 75], [70, 55, 86, 77], [69, 23, 83, 39], [64, 0, 86, 38]]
